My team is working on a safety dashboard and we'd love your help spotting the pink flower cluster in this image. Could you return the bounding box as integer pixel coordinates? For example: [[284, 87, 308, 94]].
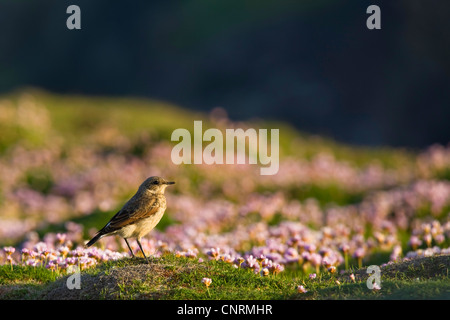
[[2, 235, 127, 273]]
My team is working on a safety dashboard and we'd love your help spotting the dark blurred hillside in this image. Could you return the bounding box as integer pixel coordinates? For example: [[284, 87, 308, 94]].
[[0, 0, 449, 148]]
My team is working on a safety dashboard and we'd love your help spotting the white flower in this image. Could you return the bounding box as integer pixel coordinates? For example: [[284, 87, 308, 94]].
[[202, 277, 212, 287]]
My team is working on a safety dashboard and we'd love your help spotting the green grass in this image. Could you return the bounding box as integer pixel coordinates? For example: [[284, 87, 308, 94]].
[[287, 183, 365, 207], [0, 265, 59, 299], [301, 278, 450, 300], [0, 265, 58, 285], [1, 253, 448, 300]]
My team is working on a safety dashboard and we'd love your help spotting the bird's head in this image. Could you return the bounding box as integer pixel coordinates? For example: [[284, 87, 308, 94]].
[[140, 176, 175, 194]]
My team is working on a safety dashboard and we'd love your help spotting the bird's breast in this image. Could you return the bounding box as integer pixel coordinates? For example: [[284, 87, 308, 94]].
[[118, 206, 166, 240]]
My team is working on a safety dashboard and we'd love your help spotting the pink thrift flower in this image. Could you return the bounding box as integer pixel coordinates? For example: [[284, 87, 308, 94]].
[[297, 285, 307, 293], [339, 244, 350, 253], [56, 233, 67, 244], [408, 236, 422, 249], [202, 278, 212, 287], [271, 263, 284, 274], [353, 247, 365, 259], [3, 246, 15, 255]]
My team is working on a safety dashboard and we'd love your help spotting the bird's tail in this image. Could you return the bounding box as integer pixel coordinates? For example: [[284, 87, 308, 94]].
[[85, 232, 104, 248]]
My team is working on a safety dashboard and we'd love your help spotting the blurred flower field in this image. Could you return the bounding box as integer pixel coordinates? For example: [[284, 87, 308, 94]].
[[1, 89, 449, 282]]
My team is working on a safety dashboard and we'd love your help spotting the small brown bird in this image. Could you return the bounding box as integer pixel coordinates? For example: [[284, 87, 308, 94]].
[[85, 176, 175, 261]]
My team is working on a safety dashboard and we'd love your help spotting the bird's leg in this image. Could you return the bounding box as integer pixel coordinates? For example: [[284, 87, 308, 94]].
[[136, 239, 149, 264], [124, 238, 135, 258]]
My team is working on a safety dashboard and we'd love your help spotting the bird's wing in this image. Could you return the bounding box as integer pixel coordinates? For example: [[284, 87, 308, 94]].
[[100, 197, 161, 235]]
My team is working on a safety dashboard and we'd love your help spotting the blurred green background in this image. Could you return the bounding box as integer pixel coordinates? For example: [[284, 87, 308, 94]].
[[0, 0, 449, 148]]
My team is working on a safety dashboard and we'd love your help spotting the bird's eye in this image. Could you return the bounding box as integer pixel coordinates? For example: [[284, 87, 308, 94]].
[[153, 181, 159, 185]]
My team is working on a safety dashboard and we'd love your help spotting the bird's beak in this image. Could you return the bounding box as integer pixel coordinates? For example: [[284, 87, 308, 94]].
[[165, 181, 175, 185]]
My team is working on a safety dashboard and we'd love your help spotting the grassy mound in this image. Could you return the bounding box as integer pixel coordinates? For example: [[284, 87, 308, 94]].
[[1, 254, 448, 300]]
